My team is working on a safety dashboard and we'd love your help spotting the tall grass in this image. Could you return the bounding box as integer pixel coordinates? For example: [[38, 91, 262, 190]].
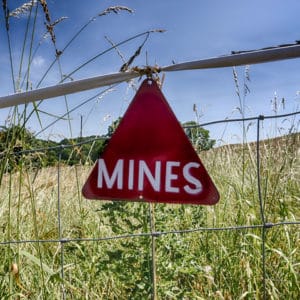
[[0, 131, 299, 299]]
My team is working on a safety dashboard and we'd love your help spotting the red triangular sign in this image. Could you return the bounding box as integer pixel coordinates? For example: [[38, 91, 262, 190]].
[[82, 79, 219, 205]]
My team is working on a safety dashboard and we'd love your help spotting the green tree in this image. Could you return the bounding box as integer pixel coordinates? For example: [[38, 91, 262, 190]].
[[0, 125, 32, 151], [0, 125, 47, 171], [182, 121, 215, 152], [106, 117, 122, 138], [105, 118, 216, 153]]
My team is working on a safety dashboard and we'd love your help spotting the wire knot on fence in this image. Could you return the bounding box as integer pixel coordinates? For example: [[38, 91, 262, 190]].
[[130, 65, 162, 79]]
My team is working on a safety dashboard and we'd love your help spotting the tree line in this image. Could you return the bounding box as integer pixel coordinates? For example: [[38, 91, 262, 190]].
[[0, 120, 215, 171]]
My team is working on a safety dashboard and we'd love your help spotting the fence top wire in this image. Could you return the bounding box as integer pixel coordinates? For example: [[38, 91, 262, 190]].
[[1, 42, 300, 109], [1, 221, 299, 246], [1, 110, 298, 159]]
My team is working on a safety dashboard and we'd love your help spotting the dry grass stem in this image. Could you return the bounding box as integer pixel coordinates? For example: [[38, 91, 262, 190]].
[[2, 0, 9, 30]]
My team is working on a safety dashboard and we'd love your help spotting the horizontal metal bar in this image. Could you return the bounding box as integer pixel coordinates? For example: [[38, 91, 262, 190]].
[[0, 71, 139, 109], [161, 44, 300, 71], [1, 44, 300, 109]]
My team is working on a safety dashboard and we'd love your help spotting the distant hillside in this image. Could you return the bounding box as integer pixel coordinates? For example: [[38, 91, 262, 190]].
[[199, 132, 300, 164], [209, 132, 297, 150]]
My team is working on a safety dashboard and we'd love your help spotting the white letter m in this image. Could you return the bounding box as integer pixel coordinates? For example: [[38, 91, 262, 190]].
[[98, 159, 123, 190]]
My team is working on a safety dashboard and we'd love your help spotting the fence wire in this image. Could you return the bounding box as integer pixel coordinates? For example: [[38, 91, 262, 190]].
[[0, 111, 299, 299]]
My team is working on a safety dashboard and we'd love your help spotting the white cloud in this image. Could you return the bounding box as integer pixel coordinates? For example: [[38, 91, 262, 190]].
[[32, 56, 45, 68]]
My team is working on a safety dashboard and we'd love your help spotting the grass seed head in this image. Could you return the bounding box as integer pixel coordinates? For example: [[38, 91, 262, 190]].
[[99, 6, 134, 17], [9, 0, 37, 18]]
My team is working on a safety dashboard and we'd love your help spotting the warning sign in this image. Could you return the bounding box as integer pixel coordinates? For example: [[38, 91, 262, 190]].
[[82, 79, 219, 205]]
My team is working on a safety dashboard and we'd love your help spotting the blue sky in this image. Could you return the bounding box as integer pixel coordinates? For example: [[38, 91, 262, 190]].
[[0, 0, 299, 143]]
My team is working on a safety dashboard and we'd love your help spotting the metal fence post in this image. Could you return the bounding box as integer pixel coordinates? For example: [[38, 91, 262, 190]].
[[149, 203, 158, 300], [57, 148, 66, 300]]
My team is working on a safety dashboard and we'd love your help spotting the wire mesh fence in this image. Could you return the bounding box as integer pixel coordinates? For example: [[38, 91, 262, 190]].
[[0, 111, 299, 299]]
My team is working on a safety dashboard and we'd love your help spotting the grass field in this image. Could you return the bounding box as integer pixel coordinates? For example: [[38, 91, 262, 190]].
[[0, 133, 299, 299]]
